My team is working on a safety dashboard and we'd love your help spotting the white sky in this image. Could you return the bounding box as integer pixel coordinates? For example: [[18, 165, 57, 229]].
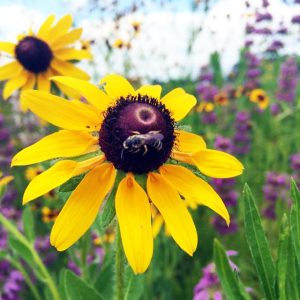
[[0, 0, 300, 82]]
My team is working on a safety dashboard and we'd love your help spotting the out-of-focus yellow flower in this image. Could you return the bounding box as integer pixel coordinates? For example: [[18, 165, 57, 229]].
[[0, 171, 13, 187], [0, 15, 92, 102], [113, 39, 125, 49], [234, 86, 245, 99], [214, 92, 229, 106], [197, 102, 215, 112], [42, 206, 58, 223], [131, 21, 141, 34], [249, 89, 269, 110], [25, 166, 43, 181], [93, 229, 115, 246]]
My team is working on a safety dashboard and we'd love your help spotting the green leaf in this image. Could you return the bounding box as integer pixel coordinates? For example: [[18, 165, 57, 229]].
[[59, 174, 84, 192], [124, 267, 145, 300], [290, 179, 300, 265], [64, 270, 104, 300], [8, 235, 35, 266], [58, 269, 70, 300], [242, 184, 276, 300], [22, 206, 35, 242], [213, 239, 249, 300], [277, 214, 289, 300]]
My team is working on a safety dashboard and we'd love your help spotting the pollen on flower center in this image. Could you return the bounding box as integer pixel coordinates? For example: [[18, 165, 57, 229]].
[[99, 94, 176, 174], [15, 36, 53, 74]]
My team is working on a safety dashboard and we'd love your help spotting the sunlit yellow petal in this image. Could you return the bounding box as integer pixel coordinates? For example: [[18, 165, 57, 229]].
[[51, 58, 90, 80], [160, 88, 197, 121], [175, 130, 206, 153], [51, 28, 83, 50], [192, 149, 244, 178], [100, 74, 135, 100], [116, 173, 153, 274], [136, 85, 162, 99], [37, 72, 51, 92], [0, 42, 16, 55], [0, 61, 23, 81], [21, 90, 101, 131], [3, 71, 28, 100], [51, 76, 112, 112], [147, 173, 197, 255], [171, 150, 194, 165], [48, 15, 73, 43], [159, 164, 230, 225], [72, 155, 105, 176], [50, 163, 116, 251], [37, 15, 55, 39], [22, 73, 36, 90], [23, 160, 78, 204], [12, 130, 97, 166], [54, 48, 92, 60]]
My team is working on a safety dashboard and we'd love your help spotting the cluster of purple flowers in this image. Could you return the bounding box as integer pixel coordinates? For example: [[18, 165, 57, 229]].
[[196, 67, 218, 124], [291, 152, 300, 187], [244, 52, 261, 90], [211, 137, 239, 234], [276, 56, 298, 104], [262, 172, 289, 220], [233, 111, 252, 155], [193, 251, 239, 300]]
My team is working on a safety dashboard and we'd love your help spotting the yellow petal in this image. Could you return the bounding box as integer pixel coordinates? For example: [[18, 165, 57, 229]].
[[55, 81, 81, 99], [21, 90, 101, 131], [159, 164, 230, 225], [0, 175, 14, 187], [160, 88, 197, 121], [0, 42, 16, 55], [23, 155, 105, 204], [23, 160, 78, 204], [171, 150, 195, 165], [51, 76, 111, 112], [100, 74, 135, 100], [50, 163, 116, 251], [12, 130, 97, 166], [22, 73, 36, 90], [147, 173, 198, 255], [37, 15, 55, 39], [116, 174, 153, 274], [47, 15, 73, 43], [192, 149, 244, 178], [0, 61, 23, 80], [175, 130, 206, 153], [51, 58, 90, 80], [51, 28, 83, 50], [3, 71, 28, 100], [136, 85, 162, 99], [37, 72, 51, 92], [54, 48, 92, 60]]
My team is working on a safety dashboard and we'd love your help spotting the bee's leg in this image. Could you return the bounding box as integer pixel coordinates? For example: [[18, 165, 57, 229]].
[[142, 145, 148, 155], [157, 141, 162, 151], [121, 148, 125, 160]]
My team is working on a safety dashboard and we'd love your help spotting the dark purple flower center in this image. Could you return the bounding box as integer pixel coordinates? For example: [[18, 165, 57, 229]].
[[99, 94, 175, 174], [15, 36, 53, 74]]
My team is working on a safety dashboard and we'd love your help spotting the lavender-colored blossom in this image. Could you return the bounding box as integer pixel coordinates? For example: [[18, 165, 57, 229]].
[[262, 0, 270, 7], [233, 111, 252, 155], [262, 172, 289, 220], [244, 52, 261, 90], [266, 40, 284, 53], [253, 27, 272, 35], [276, 57, 298, 104], [291, 15, 300, 24], [255, 12, 272, 22], [270, 103, 281, 116]]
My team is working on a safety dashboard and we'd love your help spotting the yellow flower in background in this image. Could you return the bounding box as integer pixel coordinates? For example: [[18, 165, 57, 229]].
[[196, 102, 215, 112], [12, 74, 244, 274], [0, 15, 92, 101], [214, 92, 229, 106], [113, 39, 126, 49], [41, 206, 59, 223], [131, 21, 141, 34], [249, 89, 269, 110], [0, 171, 13, 187]]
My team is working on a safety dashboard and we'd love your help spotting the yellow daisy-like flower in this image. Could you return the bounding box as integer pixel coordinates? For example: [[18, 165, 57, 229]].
[[12, 74, 244, 274], [214, 92, 229, 106], [249, 88, 269, 110], [0, 15, 92, 100], [196, 102, 215, 113]]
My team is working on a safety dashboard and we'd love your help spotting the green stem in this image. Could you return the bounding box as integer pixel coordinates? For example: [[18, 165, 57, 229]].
[[80, 231, 90, 281], [114, 224, 124, 300], [0, 214, 60, 300], [7, 256, 43, 300]]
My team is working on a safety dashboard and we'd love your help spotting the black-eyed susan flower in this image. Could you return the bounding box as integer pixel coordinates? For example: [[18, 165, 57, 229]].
[[214, 92, 229, 106], [196, 101, 215, 113], [249, 88, 269, 110], [0, 15, 91, 100], [12, 74, 244, 274]]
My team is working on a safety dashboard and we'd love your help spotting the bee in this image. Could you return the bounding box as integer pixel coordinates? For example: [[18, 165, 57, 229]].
[[121, 130, 164, 159]]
